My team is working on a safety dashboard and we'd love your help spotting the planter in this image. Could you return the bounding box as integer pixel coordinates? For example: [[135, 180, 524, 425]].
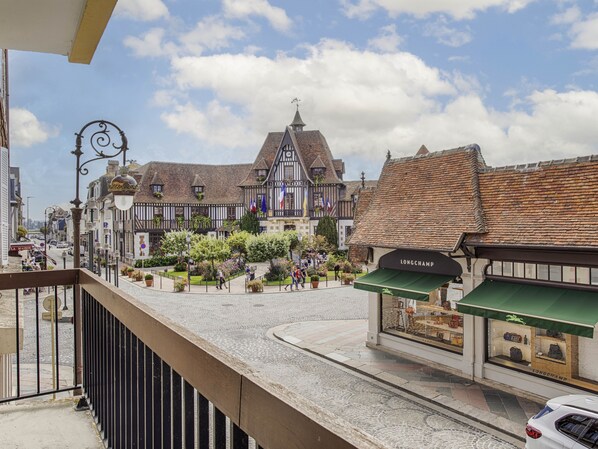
[[145, 279, 153, 287], [343, 279, 353, 285], [311, 281, 319, 288], [127, 271, 134, 278], [250, 286, 260, 293]]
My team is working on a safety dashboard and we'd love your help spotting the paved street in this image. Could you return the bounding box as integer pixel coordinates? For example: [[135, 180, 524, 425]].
[[117, 277, 522, 449]]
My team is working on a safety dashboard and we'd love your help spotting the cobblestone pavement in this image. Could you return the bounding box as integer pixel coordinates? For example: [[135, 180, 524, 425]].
[[117, 278, 523, 449]]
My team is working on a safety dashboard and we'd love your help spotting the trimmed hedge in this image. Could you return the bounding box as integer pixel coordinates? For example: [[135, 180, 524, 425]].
[[134, 255, 178, 268]]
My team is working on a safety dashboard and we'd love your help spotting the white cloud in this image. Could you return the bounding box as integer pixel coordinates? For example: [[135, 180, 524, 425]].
[[115, 0, 169, 21], [151, 38, 598, 174], [367, 24, 403, 52], [124, 28, 178, 58], [569, 13, 598, 50], [9, 108, 58, 148], [550, 6, 581, 24], [423, 17, 472, 47], [222, 0, 292, 32], [340, 0, 535, 20], [180, 16, 246, 54]]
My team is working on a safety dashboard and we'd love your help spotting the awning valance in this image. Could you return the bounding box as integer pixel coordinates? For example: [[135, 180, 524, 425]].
[[457, 279, 598, 338], [353, 268, 454, 300]]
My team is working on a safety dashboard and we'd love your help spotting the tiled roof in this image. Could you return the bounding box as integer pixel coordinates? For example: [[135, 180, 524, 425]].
[[341, 181, 378, 200], [467, 156, 598, 248], [135, 162, 251, 204], [240, 128, 344, 186], [349, 146, 486, 252]]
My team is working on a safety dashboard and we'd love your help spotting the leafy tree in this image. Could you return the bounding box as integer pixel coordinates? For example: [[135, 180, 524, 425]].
[[17, 225, 28, 239], [39, 226, 48, 235], [226, 231, 251, 259], [300, 235, 331, 266], [246, 232, 290, 266], [160, 231, 200, 266], [316, 216, 338, 249], [190, 238, 231, 270], [239, 211, 260, 235]]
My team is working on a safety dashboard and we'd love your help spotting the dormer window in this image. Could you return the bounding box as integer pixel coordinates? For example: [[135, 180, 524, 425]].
[[256, 169, 268, 179], [151, 184, 163, 194], [193, 185, 204, 194], [312, 168, 325, 177]]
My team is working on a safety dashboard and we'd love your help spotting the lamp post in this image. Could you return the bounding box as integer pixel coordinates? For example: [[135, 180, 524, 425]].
[[44, 206, 57, 270], [26, 196, 34, 232], [71, 120, 137, 404], [62, 250, 68, 310], [186, 233, 191, 292]]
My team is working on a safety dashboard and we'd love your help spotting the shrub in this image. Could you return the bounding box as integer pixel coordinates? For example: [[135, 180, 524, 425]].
[[218, 258, 245, 278], [310, 274, 320, 281], [247, 279, 263, 292], [306, 266, 317, 277], [134, 255, 178, 268], [133, 271, 144, 281], [341, 273, 355, 282], [120, 266, 129, 276], [174, 278, 187, 292], [144, 273, 154, 280], [352, 264, 363, 274], [191, 261, 217, 280], [342, 261, 353, 273], [127, 267, 135, 273], [264, 259, 291, 282], [174, 262, 187, 272]]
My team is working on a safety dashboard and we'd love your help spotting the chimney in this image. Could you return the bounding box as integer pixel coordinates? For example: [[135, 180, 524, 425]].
[[106, 160, 119, 176]]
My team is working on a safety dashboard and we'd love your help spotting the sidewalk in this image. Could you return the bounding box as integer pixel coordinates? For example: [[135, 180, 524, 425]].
[[271, 320, 543, 443], [129, 262, 353, 295]]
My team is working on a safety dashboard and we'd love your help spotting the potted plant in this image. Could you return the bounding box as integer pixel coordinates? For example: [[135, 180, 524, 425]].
[[174, 278, 187, 292], [153, 191, 164, 199], [310, 274, 320, 288], [153, 215, 163, 227], [256, 175, 266, 183], [176, 216, 185, 228], [247, 279, 263, 293], [133, 270, 143, 282], [120, 265, 129, 276], [144, 273, 154, 287], [341, 273, 355, 285], [127, 267, 135, 278], [196, 191, 204, 201]]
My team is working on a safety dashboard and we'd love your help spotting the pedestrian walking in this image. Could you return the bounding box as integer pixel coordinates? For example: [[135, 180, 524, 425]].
[[217, 269, 226, 289], [334, 263, 340, 281], [300, 265, 306, 288]]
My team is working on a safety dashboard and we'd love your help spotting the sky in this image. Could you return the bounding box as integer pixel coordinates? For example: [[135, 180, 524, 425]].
[[8, 0, 598, 221]]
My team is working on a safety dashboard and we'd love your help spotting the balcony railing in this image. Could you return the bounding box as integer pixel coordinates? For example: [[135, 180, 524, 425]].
[[0, 269, 382, 449]]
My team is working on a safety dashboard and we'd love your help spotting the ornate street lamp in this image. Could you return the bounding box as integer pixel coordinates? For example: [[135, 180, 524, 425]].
[[71, 120, 137, 403]]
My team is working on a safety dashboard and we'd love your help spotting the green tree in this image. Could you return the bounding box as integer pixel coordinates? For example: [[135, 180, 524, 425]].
[[226, 231, 251, 259], [300, 235, 331, 266], [316, 216, 338, 249], [239, 211, 260, 235], [160, 231, 199, 266], [39, 226, 48, 235], [17, 225, 28, 240], [190, 238, 231, 270], [246, 232, 289, 267]]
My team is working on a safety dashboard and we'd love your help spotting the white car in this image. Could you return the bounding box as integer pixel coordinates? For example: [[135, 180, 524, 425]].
[[526, 394, 598, 448], [56, 242, 69, 248]]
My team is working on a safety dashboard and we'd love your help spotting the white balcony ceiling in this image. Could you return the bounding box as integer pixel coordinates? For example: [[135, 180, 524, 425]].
[[0, 0, 116, 64]]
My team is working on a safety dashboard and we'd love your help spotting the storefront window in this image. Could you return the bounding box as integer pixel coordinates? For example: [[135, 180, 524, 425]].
[[525, 263, 536, 279], [381, 285, 464, 354], [503, 262, 513, 277], [513, 262, 525, 278], [550, 265, 562, 282], [592, 268, 598, 285], [563, 266, 576, 283], [577, 267, 590, 285], [491, 261, 502, 276], [488, 320, 598, 392], [537, 264, 549, 280]]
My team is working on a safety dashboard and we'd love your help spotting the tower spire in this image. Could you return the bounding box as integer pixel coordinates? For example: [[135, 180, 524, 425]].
[[290, 98, 306, 131]]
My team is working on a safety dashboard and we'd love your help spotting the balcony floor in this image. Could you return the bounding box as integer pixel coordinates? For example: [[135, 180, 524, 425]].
[[0, 398, 103, 449]]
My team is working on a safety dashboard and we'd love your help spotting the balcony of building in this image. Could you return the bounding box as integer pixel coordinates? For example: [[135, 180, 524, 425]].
[[0, 266, 383, 449]]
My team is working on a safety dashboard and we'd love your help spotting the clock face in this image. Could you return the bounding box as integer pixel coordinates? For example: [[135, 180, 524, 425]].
[[285, 150, 292, 158]]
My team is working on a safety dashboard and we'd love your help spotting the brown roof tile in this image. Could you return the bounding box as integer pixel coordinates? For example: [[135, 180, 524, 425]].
[[349, 146, 486, 251], [467, 156, 598, 248], [136, 162, 251, 204], [239, 128, 344, 186]]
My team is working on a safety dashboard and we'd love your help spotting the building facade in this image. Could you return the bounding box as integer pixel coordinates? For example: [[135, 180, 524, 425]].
[[350, 144, 598, 399], [114, 111, 375, 262]]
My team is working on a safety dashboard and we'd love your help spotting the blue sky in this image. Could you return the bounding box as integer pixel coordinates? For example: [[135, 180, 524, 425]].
[[8, 0, 598, 220]]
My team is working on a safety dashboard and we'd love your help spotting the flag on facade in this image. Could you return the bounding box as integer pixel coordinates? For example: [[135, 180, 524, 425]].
[[320, 196, 325, 209], [326, 198, 332, 213], [279, 182, 286, 208], [261, 195, 267, 214], [250, 199, 257, 213], [302, 188, 308, 217]]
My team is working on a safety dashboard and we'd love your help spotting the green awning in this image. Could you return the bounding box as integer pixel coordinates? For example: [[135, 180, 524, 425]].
[[353, 268, 454, 300], [457, 279, 598, 338]]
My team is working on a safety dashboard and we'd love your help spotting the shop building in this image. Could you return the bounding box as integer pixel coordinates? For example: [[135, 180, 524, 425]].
[[349, 144, 598, 399]]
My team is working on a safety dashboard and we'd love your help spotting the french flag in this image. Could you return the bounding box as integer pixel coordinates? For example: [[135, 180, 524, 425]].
[[279, 182, 286, 208], [326, 198, 332, 212], [250, 199, 257, 213]]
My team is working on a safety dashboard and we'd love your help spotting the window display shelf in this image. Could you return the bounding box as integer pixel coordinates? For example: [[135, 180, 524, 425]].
[[535, 354, 567, 365], [535, 335, 566, 343]]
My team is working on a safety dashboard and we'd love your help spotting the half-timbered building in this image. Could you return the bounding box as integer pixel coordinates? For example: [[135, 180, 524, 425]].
[[114, 109, 376, 261]]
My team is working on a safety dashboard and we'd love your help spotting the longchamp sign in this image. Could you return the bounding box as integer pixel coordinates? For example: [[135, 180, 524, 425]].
[[379, 248, 463, 276]]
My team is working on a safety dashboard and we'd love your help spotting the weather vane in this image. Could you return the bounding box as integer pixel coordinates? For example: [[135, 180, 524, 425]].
[[291, 97, 301, 110]]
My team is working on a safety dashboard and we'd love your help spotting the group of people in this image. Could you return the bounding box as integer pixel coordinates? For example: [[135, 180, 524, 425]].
[[284, 263, 308, 291]]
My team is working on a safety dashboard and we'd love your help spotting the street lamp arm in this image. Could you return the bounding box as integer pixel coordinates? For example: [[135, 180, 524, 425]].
[[71, 120, 129, 208]]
